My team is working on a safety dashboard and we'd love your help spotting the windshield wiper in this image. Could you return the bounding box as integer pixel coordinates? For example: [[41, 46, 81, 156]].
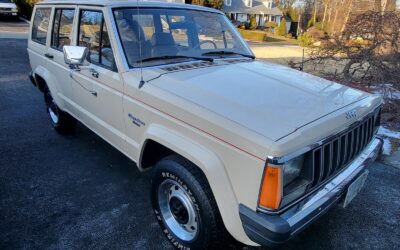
[[137, 55, 213, 63], [202, 51, 255, 59]]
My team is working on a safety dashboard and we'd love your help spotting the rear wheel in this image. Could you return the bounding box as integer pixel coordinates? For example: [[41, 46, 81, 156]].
[[151, 155, 231, 249], [44, 86, 76, 134]]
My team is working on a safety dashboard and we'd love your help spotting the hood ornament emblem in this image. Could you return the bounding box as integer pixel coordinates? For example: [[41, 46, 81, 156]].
[[345, 110, 357, 120]]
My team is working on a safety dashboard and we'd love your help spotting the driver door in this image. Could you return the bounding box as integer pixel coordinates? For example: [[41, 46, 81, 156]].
[[70, 8, 125, 151]]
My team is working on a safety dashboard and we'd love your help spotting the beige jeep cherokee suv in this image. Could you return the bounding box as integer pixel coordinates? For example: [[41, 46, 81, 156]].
[[28, 0, 383, 248]]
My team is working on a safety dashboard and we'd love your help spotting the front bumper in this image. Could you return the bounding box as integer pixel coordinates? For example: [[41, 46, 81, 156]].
[[0, 11, 18, 16], [239, 137, 382, 247]]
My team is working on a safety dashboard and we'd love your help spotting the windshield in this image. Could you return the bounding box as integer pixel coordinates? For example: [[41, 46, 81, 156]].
[[0, 0, 13, 3], [113, 8, 253, 68]]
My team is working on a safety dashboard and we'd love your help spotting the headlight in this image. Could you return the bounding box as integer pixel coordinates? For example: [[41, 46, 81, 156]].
[[281, 155, 313, 207], [12, 7, 18, 12], [282, 155, 304, 187], [259, 155, 312, 210]]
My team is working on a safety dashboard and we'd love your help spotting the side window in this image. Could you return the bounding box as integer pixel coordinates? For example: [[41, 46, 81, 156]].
[[32, 8, 51, 44], [78, 10, 116, 70], [51, 9, 75, 50]]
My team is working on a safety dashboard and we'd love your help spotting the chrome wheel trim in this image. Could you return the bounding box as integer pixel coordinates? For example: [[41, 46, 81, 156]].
[[46, 91, 59, 124], [48, 105, 59, 124], [158, 179, 199, 242]]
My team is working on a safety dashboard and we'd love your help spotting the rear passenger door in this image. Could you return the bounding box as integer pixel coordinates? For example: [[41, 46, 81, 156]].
[[46, 6, 77, 113], [28, 7, 52, 84], [70, 8, 125, 151]]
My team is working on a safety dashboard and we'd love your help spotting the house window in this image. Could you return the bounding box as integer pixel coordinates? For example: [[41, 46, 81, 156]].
[[225, 0, 232, 6], [244, 0, 252, 7]]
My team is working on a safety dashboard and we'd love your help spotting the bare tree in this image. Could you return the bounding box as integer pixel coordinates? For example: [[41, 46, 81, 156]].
[[341, 0, 354, 33], [274, 0, 296, 9], [291, 11, 400, 99]]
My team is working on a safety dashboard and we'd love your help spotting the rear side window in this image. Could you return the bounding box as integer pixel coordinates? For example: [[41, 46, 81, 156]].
[[78, 10, 116, 70], [51, 9, 75, 50], [32, 8, 51, 44]]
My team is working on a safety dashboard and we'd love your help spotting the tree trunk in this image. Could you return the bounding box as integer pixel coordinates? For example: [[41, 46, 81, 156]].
[[313, 0, 317, 25], [328, 0, 334, 23], [341, 0, 354, 33], [332, 0, 341, 35], [322, 1, 328, 29], [297, 12, 302, 36], [381, 0, 388, 12]]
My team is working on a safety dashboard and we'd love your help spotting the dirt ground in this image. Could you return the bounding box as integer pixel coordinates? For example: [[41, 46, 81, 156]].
[[250, 44, 305, 65]]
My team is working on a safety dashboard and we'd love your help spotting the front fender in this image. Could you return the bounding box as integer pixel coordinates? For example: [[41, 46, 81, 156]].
[[139, 124, 256, 245], [33, 66, 66, 110]]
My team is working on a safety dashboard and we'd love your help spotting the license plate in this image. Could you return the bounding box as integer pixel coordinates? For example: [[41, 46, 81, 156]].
[[343, 170, 369, 208]]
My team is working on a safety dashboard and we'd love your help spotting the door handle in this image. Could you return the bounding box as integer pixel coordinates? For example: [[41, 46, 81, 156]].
[[90, 68, 99, 78], [44, 53, 54, 59]]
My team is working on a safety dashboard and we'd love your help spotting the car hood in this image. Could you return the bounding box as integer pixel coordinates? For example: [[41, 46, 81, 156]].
[[0, 3, 16, 8], [149, 60, 370, 141]]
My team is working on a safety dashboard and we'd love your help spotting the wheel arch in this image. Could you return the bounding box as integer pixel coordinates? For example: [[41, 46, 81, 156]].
[[139, 124, 255, 245], [32, 66, 65, 110], [33, 73, 46, 92]]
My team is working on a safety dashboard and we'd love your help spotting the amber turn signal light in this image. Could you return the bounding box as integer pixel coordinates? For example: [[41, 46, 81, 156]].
[[259, 165, 282, 210]]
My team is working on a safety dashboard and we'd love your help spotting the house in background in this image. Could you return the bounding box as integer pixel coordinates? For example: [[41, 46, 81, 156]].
[[223, 0, 283, 26]]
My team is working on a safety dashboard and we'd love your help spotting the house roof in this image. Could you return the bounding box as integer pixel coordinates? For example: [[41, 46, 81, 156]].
[[223, 0, 250, 13], [223, 0, 283, 16], [245, 4, 283, 15]]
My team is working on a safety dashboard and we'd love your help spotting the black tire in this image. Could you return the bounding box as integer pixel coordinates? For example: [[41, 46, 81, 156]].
[[151, 155, 231, 250], [44, 86, 76, 134]]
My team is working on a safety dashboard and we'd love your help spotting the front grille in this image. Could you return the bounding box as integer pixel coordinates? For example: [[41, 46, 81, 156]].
[[0, 8, 12, 11], [305, 112, 378, 189]]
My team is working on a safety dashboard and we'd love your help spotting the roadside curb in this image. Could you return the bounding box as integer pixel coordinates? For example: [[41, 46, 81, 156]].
[[19, 16, 30, 24], [0, 32, 28, 39]]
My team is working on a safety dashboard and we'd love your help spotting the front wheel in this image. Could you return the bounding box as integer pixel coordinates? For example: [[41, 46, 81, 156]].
[[44, 86, 76, 134], [151, 155, 230, 249]]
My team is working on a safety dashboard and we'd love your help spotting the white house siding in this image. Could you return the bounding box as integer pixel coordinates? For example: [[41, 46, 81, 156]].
[[223, 0, 283, 26]]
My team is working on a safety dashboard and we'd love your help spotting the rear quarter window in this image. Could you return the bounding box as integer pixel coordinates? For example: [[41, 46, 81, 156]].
[[32, 7, 52, 45]]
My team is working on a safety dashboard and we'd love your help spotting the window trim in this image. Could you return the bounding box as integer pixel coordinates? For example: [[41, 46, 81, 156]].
[[50, 8, 76, 51], [77, 9, 117, 72], [31, 7, 52, 46]]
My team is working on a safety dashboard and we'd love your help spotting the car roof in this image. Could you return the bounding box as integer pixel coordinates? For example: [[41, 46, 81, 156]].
[[37, 0, 223, 14]]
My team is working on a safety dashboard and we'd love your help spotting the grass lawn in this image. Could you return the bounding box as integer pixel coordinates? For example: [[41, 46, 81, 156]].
[[237, 28, 299, 45], [265, 33, 299, 45]]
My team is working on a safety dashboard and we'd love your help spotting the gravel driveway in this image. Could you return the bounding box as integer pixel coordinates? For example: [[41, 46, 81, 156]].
[[0, 38, 399, 250]]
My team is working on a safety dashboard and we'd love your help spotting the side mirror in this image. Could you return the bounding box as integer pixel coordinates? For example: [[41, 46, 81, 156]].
[[63, 46, 88, 65]]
